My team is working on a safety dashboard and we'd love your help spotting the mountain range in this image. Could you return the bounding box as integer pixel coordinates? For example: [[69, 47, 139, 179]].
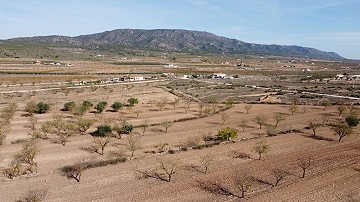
[[8, 29, 343, 60]]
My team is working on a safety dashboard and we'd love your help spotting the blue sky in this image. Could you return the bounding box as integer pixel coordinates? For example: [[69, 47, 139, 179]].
[[1, 0, 359, 59]]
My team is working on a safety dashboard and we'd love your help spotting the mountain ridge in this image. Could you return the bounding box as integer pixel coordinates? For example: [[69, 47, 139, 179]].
[[8, 29, 344, 60]]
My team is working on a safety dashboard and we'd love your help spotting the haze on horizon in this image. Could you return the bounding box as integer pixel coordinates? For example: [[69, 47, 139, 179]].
[[0, 0, 359, 59]]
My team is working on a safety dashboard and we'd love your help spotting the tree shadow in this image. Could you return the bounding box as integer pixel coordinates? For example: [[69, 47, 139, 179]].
[[197, 180, 240, 198], [302, 135, 335, 142], [184, 164, 205, 174]]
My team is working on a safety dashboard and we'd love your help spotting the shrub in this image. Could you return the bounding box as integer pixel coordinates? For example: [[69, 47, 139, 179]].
[[93, 125, 112, 137], [345, 114, 359, 128], [34, 102, 50, 114], [63, 101, 76, 112], [111, 102, 123, 112], [217, 127, 238, 141], [95, 101, 107, 113], [127, 97, 139, 106]]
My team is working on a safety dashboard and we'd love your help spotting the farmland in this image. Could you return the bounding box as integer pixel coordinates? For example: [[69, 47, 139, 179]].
[[0, 52, 359, 201]]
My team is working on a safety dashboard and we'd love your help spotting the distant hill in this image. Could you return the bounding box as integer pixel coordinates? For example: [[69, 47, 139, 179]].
[[8, 29, 344, 60]]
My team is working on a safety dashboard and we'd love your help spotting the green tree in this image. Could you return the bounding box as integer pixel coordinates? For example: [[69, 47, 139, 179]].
[[331, 123, 352, 142], [95, 101, 108, 113], [127, 97, 139, 106], [345, 114, 359, 128], [82, 100, 93, 110], [111, 102, 123, 112], [94, 125, 112, 137], [217, 127, 238, 141], [34, 102, 50, 114]]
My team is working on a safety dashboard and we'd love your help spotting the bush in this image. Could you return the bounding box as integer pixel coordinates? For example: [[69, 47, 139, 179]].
[[111, 102, 123, 112], [34, 102, 50, 114], [82, 100, 93, 110], [63, 101, 76, 112], [346, 114, 359, 128], [114, 124, 134, 135], [127, 97, 139, 106], [93, 125, 112, 137], [95, 101, 107, 113], [217, 127, 238, 141]]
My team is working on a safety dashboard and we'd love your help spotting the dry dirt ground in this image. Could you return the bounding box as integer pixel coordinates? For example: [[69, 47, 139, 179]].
[[0, 82, 359, 202]]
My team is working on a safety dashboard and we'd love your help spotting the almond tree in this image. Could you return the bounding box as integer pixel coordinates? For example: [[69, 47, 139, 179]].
[[244, 105, 252, 114], [298, 157, 311, 178], [234, 170, 252, 198], [274, 113, 285, 127], [199, 154, 215, 174], [94, 137, 111, 155], [239, 118, 248, 132], [162, 120, 173, 133], [272, 168, 288, 186], [307, 120, 322, 136], [255, 114, 267, 129], [255, 142, 269, 160], [126, 134, 141, 158], [331, 123, 352, 142]]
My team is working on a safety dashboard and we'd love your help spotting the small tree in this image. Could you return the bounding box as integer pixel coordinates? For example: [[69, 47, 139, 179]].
[[217, 127, 238, 141], [113, 124, 133, 139], [80, 100, 93, 114], [254, 114, 267, 129], [172, 98, 180, 110], [298, 157, 311, 178], [337, 105, 347, 116], [274, 113, 285, 127], [95, 101, 107, 113], [161, 120, 173, 133], [208, 96, 218, 113], [127, 97, 139, 106], [225, 97, 235, 108], [18, 188, 48, 202], [199, 154, 215, 174], [93, 137, 110, 155], [307, 120, 322, 136], [234, 171, 252, 198], [134, 110, 142, 118], [345, 114, 359, 128], [75, 118, 94, 134], [94, 124, 112, 137], [16, 140, 39, 173], [111, 102, 123, 112], [34, 102, 50, 114], [331, 123, 352, 142], [25, 100, 37, 115], [289, 104, 298, 115], [198, 102, 205, 115], [239, 118, 248, 132], [220, 113, 229, 125], [156, 97, 168, 111], [272, 168, 288, 186], [321, 99, 331, 110], [126, 134, 141, 158], [244, 105, 252, 114], [141, 120, 149, 135], [55, 121, 77, 146], [40, 121, 53, 138], [63, 101, 76, 112], [61, 160, 84, 182], [255, 142, 269, 160], [156, 159, 179, 182]]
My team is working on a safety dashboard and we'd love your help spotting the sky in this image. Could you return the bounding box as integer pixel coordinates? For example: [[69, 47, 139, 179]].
[[0, 0, 359, 59]]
